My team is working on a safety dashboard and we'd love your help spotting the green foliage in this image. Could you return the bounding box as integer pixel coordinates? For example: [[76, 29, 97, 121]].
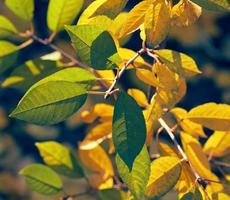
[[5, 0, 34, 20], [180, 188, 203, 200], [47, 0, 83, 31], [66, 25, 120, 70], [192, 0, 230, 11], [0, 15, 17, 38], [19, 164, 63, 195], [10, 68, 95, 125], [113, 92, 146, 170], [116, 146, 150, 200]]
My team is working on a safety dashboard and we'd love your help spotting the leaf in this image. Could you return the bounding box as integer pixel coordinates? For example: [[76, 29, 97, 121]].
[[203, 131, 230, 157], [19, 164, 63, 195], [212, 193, 230, 200], [172, 0, 202, 27], [79, 121, 112, 150], [98, 188, 127, 200], [186, 103, 230, 131], [5, 0, 34, 20], [119, 1, 149, 38], [144, 0, 171, 47], [47, 0, 83, 31], [65, 25, 120, 70], [135, 68, 160, 87], [116, 146, 150, 199], [145, 156, 182, 198], [88, 173, 113, 190], [0, 15, 17, 38], [36, 141, 84, 178], [112, 92, 146, 170], [78, 0, 128, 24], [1, 58, 60, 91], [0, 40, 19, 74], [192, 0, 230, 11], [171, 107, 206, 138], [79, 145, 114, 178], [180, 132, 223, 193], [127, 88, 148, 108], [181, 188, 203, 200], [154, 49, 202, 77], [10, 68, 95, 125]]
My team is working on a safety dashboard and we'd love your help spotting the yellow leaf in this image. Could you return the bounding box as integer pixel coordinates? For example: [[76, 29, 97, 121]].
[[79, 121, 112, 150], [180, 132, 223, 193], [145, 156, 182, 198], [96, 70, 115, 88], [212, 193, 230, 200], [88, 173, 113, 189], [144, 0, 171, 47], [119, 1, 150, 38], [78, 0, 128, 24], [171, 107, 206, 138], [172, 0, 202, 27], [186, 103, 230, 131], [203, 131, 230, 158], [79, 145, 114, 178], [136, 67, 160, 87], [154, 49, 202, 77], [81, 103, 113, 123], [128, 88, 148, 108]]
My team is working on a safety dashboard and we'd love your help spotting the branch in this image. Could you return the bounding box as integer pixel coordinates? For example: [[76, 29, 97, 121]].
[[104, 48, 146, 99]]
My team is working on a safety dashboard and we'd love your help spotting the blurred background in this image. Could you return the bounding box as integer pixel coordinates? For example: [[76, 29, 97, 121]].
[[0, 0, 229, 199]]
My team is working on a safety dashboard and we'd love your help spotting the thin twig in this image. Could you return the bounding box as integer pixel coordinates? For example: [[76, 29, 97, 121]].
[[87, 89, 119, 96], [104, 48, 146, 99], [211, 160, 230, 168]]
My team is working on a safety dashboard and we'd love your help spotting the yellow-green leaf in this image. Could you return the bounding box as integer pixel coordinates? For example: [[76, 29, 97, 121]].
[[154, 49, 202, 77], [36, 141, 84, 178], [186, 103, 230, 131], [47, 0, 83, 31], [0, 15, 17, 38], [192, 0, 230, 11], [144, 0, 171, 47], [145, 156, 182, 198]]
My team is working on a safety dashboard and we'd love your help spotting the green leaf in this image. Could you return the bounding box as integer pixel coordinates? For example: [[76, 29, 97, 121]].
[[186, 103, 230, 131], [98, 188, 127, 200], [20, 164, 63, 195], [154, 49, 202, 77], [113, 91, 146, 170], [180, 188, 203, 200], [10, 68, 95, 125], [0, 15, 17, 38], [192, 0, 230, 11], [47, 0, 83, 31], [36, 141, 84, 178], [116, 146, 150, 200], [65, 25, 120, 70], [1, 59, 60, 91], [0, 40, 19, 74], [78, 0, 128, 24], [5, 0, 34, 20], [145, 156, 182, 199]]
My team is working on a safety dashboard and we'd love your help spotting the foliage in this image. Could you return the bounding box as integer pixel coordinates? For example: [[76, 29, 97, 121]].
[[0, 0, 229, 199]]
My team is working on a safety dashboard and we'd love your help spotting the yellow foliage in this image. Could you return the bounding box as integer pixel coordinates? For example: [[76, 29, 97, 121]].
[[128, 88, 148, 108]]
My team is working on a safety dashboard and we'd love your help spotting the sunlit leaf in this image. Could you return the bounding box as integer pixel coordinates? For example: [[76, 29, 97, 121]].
[[10, 68, 95, 125], [119, 1, 149, 38], [113, 92, 146, 169], [154, 49, 202, 77], [172, 0, 202, 27], [181, 187, 203, 200], [144, 0, 171, 47], [116, 146, 150, 199], [135, 68, 160, 87], [145, 156, 182, 198], [5, 0, 34, 20], [47, 0, 83, 31], [0, 15, 17, 38], [171, 107, 206, 138], [98, 188, 127, 200], [36, 141, 84, 178], [65, 25, 120, 70], [127, 88, 148, 108], [20, 164, 63, 195], [203, 131, 230, 157], [186, 103, 230, 131], [192, 0, 230, 11]]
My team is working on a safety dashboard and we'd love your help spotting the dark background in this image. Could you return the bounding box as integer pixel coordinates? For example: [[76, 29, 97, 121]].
[[0, 0, 229, 199]]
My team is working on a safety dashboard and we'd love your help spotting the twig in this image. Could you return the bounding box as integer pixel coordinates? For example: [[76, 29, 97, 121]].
[[104, 48, 146, 99], [211, 160, 230, 168], [87, 89, 119, 96]]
